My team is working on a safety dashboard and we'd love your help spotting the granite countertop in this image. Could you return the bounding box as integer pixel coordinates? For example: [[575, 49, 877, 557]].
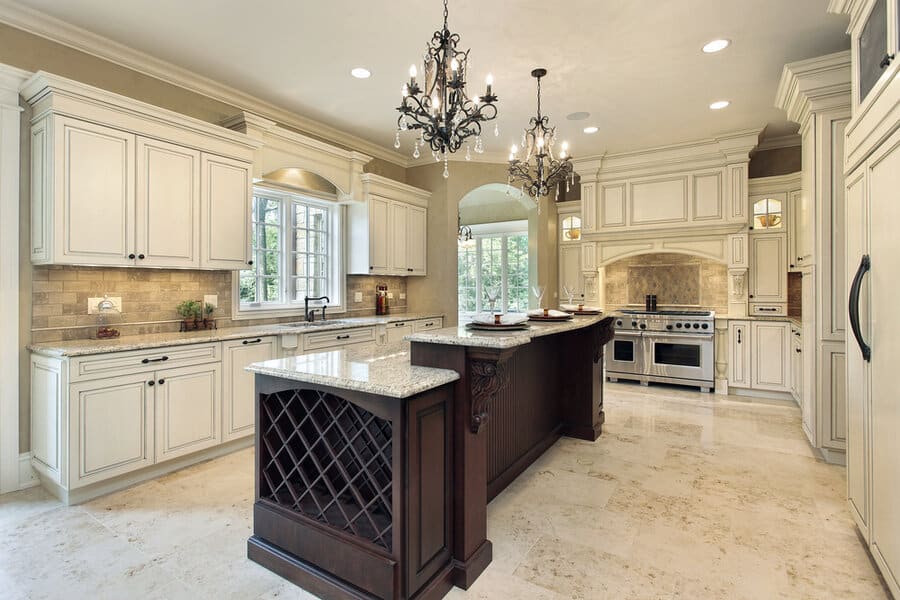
[[29, 313, 444, 358], [246, 341, 460, 399], [405, 314, 608, 349]]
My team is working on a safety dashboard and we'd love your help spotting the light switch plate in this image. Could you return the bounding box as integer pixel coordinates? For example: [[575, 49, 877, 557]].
[[399, 293, 406, 300], [354, 291, 363, 302], [387, 292, 394, 299], [87, 296, 122, 314], [203, 294, 218, 309]]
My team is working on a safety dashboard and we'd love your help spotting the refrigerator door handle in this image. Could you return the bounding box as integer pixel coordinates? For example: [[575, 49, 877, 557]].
[[848, 254, 871, 362]]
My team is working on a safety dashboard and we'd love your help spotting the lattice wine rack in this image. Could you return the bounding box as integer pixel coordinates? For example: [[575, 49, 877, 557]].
[[258, 389, 394, 551]]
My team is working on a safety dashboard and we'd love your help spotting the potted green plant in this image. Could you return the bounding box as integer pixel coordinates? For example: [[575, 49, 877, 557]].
[[176, 299, 201, 331], [203, 302, 215, 329]]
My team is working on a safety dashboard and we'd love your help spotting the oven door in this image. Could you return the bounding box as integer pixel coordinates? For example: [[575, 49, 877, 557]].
[[645, 332, 713, 382], [605, 330, 644, 375]]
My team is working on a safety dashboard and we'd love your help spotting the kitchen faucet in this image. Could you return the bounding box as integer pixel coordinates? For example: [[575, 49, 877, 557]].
[[304, 295, 330, 322]]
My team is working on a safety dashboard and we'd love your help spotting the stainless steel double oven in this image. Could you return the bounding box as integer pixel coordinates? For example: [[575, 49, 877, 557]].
[[606, 310, 715, 392]]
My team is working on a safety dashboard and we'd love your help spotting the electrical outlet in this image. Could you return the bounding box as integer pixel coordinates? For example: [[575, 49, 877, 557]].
[[354, 291, 363, 303], [203, 294, 218, 309], [387, 292, 394, 299], [87, 296, 122, 314], [399, 293, 406, 300]]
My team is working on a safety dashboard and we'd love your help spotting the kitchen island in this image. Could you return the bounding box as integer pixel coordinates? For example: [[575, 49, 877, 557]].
[[246, 315, 614, 599]]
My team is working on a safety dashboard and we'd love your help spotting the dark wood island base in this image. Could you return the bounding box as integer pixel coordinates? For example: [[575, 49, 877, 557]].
[[245, 316, 614, 599]]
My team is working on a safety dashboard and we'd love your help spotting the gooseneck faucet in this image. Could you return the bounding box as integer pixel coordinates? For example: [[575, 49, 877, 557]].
[[304, 295, 330, 322]]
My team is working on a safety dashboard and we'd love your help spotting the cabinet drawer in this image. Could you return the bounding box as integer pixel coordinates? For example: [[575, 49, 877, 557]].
[[413, 318, 443, 332], [303, 327, 376, 351], [70, 342, 220, 382], [750, 304, 786, 316]]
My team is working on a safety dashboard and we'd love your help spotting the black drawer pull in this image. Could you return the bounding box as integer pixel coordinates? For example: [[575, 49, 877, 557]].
[[128, 253, 136, 259], [395, 322, 406, 327], [423, 322, 434, 327], [141, 356, 169, 364], [147, 380, 155, 386], [242, 338, 262, 345], [158, 379, 165, 385], [138, 253, 145, 260], [795, 348, 801, 354], [880, 53, 895, 69], [407, 268, 413, 272], [336, 334, 351, 340]]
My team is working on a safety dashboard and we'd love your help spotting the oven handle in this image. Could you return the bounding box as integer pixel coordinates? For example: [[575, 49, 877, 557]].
[[644, 331, 713, 341], [613, 330, 643, 338]]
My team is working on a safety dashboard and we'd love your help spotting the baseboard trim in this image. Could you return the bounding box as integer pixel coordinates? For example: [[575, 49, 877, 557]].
[[18, 452, 38, 490]]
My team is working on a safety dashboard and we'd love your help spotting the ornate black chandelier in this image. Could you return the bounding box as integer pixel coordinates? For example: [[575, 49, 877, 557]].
[[508, 68, 574, 205], [395, 0, 499, 178]]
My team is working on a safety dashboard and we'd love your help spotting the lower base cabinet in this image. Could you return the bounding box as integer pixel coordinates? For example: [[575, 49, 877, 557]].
[[727, 320, 792, 393], [154, 363, 221, 462], [222, 337, 277, 441]]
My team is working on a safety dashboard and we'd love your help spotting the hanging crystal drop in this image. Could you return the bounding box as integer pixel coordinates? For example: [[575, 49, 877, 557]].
[[413, 142, 420, 159], [443, 157, 449, 179], [399, 116, 408, 131], [466, 145, 471, 161], [394, 131, 401, 149], [494, 122, 500, 137]]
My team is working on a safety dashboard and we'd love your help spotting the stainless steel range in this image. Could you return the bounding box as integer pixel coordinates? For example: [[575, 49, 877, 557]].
[[605, 310, 715, 392]]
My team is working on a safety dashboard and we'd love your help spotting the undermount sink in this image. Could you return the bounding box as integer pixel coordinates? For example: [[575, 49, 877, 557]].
[[283, 320, 348, 328]]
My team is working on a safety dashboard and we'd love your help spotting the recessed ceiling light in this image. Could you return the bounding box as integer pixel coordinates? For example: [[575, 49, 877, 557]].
[[583, 126, 599, 134], [709, 100, 730, 110], [566, 111, 591, 121], [350, 67, 371, 79], [702, 39, 730, 53]]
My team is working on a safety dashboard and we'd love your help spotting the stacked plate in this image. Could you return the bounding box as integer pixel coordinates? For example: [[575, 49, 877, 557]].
[[528, 309, 573, 322], [560, 304, 602, 315], [465, 313, 530, 331]]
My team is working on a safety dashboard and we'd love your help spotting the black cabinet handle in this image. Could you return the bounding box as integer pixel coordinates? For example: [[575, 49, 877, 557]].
[[798, 257, 804, 262], [737, 330, 742, 344], [128, 253, 136, 259], [336, 334, 350, 340], [147, 380, 155, 386], [158, 379, 165, 385], [247, 260, 254, 266], [749, 294, 754, 299], [394, 322, 406, 327], [138, 253, 145, 260], [880, 53, 895, 69], [848, 254, 871, 362], [790, 264, 795, 268], [369, 266, 374, 270], [407, 268, 413, 272], [141, 356, 169, 364], [795, 349, 801, 354], [423, 322, 434, 327], [242, 338, 262, 345]]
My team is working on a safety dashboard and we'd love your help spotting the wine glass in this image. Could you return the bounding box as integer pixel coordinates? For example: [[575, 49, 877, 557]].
[[484, 286, 501, 314], [531, 284, 546, 309], [563, 285, 575, 305]]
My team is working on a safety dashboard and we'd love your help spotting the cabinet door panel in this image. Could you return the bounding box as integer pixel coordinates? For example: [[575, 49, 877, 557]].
[[559, 244, 583, 297], [155, 363, 221, 462], [70, 373, 152, 487], [390, 201, 409, 274], [222, 337, 276, 441], [56, 117, 135, 265], [750, 234, 787, 303], [386, 322, 413, 344], [407, 205, 427, 275], [727, 321, 750, 388], [368, 196, 390, 274], [136, 138, 200, 268], [200, 154, 251, 269], [750, 321, 790, 392]]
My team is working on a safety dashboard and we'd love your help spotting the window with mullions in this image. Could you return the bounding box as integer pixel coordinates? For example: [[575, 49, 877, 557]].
[[238, 189, 340, 314], [457, 223, 529, 314]]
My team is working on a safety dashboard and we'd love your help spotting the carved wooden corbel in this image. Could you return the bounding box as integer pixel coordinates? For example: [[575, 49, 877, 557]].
[[469, 358, 509, 433]]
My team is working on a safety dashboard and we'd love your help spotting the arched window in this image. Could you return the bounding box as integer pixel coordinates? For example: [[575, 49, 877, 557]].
[[752, 198, 783, 230], [561, 215, 582, 241]]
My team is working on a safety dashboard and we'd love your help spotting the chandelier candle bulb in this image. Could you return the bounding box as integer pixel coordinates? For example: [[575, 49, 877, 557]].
[[486, 73, 494, 96], [409, 64, 417, 86]]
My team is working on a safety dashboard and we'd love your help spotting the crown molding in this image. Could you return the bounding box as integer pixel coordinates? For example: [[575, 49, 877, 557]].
[[755, 134, 801, 151], [748, 171, 802, 193], [0, 0, 409, 166], [775, 50, 851, 127], [827, 0, 867, 32], [0, 62, 29, 106], [361, 173, 431, 207]]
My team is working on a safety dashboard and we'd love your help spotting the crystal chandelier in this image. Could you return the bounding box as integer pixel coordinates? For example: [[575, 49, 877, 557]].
[[395, 0, 499, 179], [508, 68, 574, 205], [457, 213, 473, 244]]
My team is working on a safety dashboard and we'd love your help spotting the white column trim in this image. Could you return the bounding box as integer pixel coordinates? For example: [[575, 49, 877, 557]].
[[0, 63, 30, 494]]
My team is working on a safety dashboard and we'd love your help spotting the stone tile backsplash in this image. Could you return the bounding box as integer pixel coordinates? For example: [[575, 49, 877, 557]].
[[604, 253, 728, 314], [31, 266, 408, 342]]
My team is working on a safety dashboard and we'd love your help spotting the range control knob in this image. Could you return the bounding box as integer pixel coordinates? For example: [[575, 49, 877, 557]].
[[693, 323, 700, 329], [701, 323, 709, 330], [639, 323, 647, 330], [676, 323, 682, 328], [616, 319, 623, 326], [631, 321, 638, 327]]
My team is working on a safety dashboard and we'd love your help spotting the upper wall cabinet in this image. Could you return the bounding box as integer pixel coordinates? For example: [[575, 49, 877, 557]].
[[573, 131, 758, 237], [24, 72, 260, 270], [348, 174, 430, 276]]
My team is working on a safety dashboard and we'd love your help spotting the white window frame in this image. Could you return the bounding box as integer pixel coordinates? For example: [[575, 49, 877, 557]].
[[232, 186, 345, 320], [458, 220, 529, 316]]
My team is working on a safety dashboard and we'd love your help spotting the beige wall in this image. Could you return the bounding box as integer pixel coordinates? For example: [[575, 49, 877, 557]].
[[603, 253, 728, 314], [406, 162, 559, 324]]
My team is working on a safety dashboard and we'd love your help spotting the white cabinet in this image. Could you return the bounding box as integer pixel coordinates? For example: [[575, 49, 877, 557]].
[[200, 154, 252, 270], [559, 244, 584, 299], [349, 174, 430, 276], [749, 233, 787, 307], [34, 116, 136, 266], [787, 189, 802, 271], [727, 321, 751, 388], [136, 137, 200, 268], [386, 321, 413, 344], [790, 326, 802, 403], [222, 337, 276, 442], [69, 372, 153, 487], [412, 317, 443, 332], [154, 363, 221, 462], [750, 321, 791, 392], [25, 72, 258, 270], [727, 319, 791, 394]]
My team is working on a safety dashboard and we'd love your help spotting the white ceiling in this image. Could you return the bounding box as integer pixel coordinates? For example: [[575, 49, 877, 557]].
[[9, 0, 850, 160]]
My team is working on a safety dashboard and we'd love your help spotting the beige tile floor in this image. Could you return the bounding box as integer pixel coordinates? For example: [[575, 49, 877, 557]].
[[0, 382, 889, 599]]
